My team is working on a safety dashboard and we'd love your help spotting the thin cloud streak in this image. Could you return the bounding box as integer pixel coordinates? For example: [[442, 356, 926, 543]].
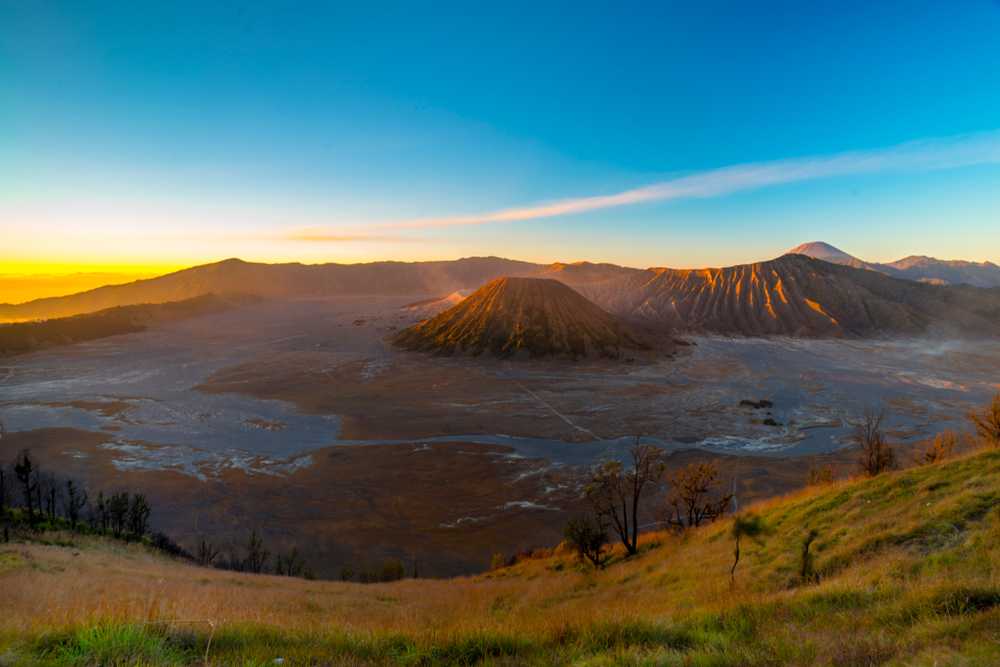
[[382, 130, 1000, 229], [280, 230, 421, 243]]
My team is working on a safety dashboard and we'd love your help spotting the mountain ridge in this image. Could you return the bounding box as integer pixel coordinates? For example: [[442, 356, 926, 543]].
[[5, 251, 1000, 339], [789, 241, 1000, 288]]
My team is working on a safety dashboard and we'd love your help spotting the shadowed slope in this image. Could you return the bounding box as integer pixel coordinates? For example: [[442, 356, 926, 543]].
[[0, 294, 254, 357], [393, 277, 650, 358]]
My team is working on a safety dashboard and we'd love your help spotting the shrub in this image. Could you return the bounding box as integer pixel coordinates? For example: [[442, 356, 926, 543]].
[[563, 515, 610, 569], [664, 461, 733, 529], [380, 558, 405, 582], [969, 392, 1000, 448], [151, 531, 191, 559], [924, 430, 957, 464], [855, 407, 894, 476], [807, 465, 834, 485], [490, 552, 507, 571]]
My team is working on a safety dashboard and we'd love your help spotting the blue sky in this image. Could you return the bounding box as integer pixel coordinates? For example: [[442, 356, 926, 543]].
[[3, 1, 1000, 271]]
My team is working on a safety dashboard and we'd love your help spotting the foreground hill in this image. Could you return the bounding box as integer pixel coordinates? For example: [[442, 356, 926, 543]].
[[393, 276, 651, 358], [791, 240, 1000, 288], [0, 294, 252, 357], [578, 254, 1000, 337], [2, 448, 998, 665]]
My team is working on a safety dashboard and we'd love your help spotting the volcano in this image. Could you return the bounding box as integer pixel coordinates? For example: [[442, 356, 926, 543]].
[[574, 254, 1000, 337], [392, 277, 650, 359]]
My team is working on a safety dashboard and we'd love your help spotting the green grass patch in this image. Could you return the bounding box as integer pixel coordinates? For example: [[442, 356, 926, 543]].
[[931, 587, 1000, 615], [19, 620, 705, 666], [794, 587, 882, 618], [31, 624, 193, 666], [0, 550, 27, 575]]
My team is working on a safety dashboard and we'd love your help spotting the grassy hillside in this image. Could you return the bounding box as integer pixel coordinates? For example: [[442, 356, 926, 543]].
[[2, 448, 998, 665]]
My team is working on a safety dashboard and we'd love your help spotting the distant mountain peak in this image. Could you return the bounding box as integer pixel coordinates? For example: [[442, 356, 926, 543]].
[[786, 242, 875, 271], [787, 241, 858, 262], [784, 243, 1000, 287]]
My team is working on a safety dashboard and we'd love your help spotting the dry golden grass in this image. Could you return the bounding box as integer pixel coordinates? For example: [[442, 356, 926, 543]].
[[2, 447, 1000, 665]]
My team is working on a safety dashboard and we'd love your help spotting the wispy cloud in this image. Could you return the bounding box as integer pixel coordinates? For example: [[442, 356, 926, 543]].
[[279, 229, 421, 243], [379, 130, 1000, 229]]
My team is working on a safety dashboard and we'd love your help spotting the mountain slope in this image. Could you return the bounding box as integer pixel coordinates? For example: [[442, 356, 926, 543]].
[[393, 277, 650, 358], [884, 255, 1000, 288], [576, 254, 1000, 337], [0, 257, 545, 322], [0, 257, 648, 324], [4, 448, 999, 665], [6, 253, 999, 338]]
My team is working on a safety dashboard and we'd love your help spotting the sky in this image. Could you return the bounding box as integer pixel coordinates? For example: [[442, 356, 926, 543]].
[[3, 1, 1000, 276]]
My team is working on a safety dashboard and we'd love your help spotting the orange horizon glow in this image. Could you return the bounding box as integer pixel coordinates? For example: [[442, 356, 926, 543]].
[[0, 263, 174, 304], [0, 260, 185, 277]]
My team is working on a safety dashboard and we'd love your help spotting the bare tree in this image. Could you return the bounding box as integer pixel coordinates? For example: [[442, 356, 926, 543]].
[[40, 473, 59, 522], [62, 479, 88, 529], [855, 407, 894, 476], [94, 491, 109, 533], [807, 465, 834, 486], [127, 494, 151, 537], [564, 514, 610, 569], [14, 450, 39, 523], [107, 492, 130, 537], [275, 547, 306, 577], [969, 392, 1000, 449], [585, 439, 665, 556], [0, 464, 6, 515], [663, 461, 733, 529], [196, 538, 220, 567], [243, 529, 269, 574], [0, 421, 7, 514]]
